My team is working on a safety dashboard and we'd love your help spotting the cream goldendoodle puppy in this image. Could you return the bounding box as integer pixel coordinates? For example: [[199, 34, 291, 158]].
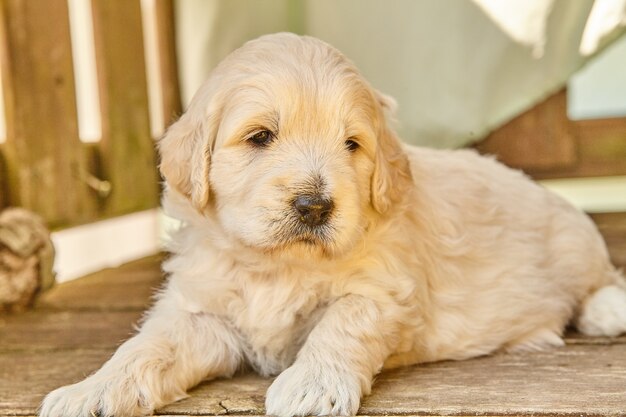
[[41, 33, 626, 417]]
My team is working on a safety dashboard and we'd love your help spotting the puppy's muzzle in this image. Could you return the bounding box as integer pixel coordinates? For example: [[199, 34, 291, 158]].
[[293, 195, 333, 227]]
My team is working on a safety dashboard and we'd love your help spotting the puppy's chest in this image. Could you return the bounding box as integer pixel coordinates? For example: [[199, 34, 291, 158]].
[[231, 276, 332, 376]]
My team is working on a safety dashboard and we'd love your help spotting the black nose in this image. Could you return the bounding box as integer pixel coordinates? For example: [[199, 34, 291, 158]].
[[293, 195, 333, 227]]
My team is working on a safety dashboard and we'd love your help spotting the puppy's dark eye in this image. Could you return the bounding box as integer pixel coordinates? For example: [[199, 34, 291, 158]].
[[248, 130, 274, 147], [345, 139, 359, 152]]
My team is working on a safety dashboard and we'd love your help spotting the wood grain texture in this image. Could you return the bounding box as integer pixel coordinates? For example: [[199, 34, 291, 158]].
[[157, 373, 270, 415], [154, 0, 182, 130], [475, 90, 577, 173], [0, 151, 7, 209], [540, 116, 626, 180], [91, 0, 159, 218], [0, 349, 114, 415], [474, 89, 626, 180], [0, 0, 96, 228], [360, 345, 626, 416], [0, 310, 142, 351], [36, 254, 164, 311], [590, 212, 626, 268]]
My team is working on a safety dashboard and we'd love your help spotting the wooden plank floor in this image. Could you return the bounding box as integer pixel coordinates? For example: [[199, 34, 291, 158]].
[[1, 214, 626, 417]]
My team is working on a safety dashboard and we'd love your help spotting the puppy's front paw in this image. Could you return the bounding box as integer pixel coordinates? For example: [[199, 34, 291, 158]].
[[39, 374, 152, 417], [265, 362, 362, 417]]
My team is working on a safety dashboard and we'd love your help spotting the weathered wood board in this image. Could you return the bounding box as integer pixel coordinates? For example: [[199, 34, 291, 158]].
[[35, 254, 164, 311], [0, 349, 113, 415], [0, 310, 142, 351], [474, 89, 626, 180], [2, 343, 625, 416], [91, 0, 159, 218], [591, 212, 626, 268]]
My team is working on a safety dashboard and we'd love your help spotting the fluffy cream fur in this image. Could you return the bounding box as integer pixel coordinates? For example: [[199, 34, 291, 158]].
[[40, 33, 626, 417]]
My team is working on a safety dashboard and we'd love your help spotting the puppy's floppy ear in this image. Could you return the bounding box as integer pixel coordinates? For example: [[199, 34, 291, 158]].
[[158, 111, 216, 211], [371, 91, 413, 214]]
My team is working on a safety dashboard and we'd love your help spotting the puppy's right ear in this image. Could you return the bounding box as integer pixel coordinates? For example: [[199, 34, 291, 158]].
[[370, 91, 412, 214], [158, 112, 215, 211]]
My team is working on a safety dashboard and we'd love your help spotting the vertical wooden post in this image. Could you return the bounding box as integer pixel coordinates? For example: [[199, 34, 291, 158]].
[[0, 150, 7, 209], [0, 0, 95, 227], [91, 0, 159, 216], [154, 0, 182, 129]]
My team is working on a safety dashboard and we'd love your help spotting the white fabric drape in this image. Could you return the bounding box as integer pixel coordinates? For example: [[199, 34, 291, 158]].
[[580, 0, 626, 54], [472, 0, 556, 58]]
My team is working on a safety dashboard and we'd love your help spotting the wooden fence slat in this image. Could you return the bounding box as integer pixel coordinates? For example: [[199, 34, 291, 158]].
[[91, 0, 159, 217], [0, 151, 7, 209], [475, 89, 626, 180], [475, 89, 577, 173], [545, 117, 626, 179], [154, 0, 182, 130], [0, 0, 96, 228]]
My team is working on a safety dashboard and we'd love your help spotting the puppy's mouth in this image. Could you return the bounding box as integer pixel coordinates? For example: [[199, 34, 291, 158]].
[[284, 222, 336, 246], [263, 212, 338, 252]]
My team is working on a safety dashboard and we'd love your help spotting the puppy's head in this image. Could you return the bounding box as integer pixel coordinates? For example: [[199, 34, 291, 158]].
[[159, 33, 411, 258]]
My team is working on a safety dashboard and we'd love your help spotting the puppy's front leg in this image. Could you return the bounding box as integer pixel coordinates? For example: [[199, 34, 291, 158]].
[[266, 294, 392, 417], [40, 296, 242, 417]]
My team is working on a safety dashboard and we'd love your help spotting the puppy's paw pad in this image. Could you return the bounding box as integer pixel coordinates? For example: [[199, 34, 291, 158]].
[[265, 363, 361, 417]]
